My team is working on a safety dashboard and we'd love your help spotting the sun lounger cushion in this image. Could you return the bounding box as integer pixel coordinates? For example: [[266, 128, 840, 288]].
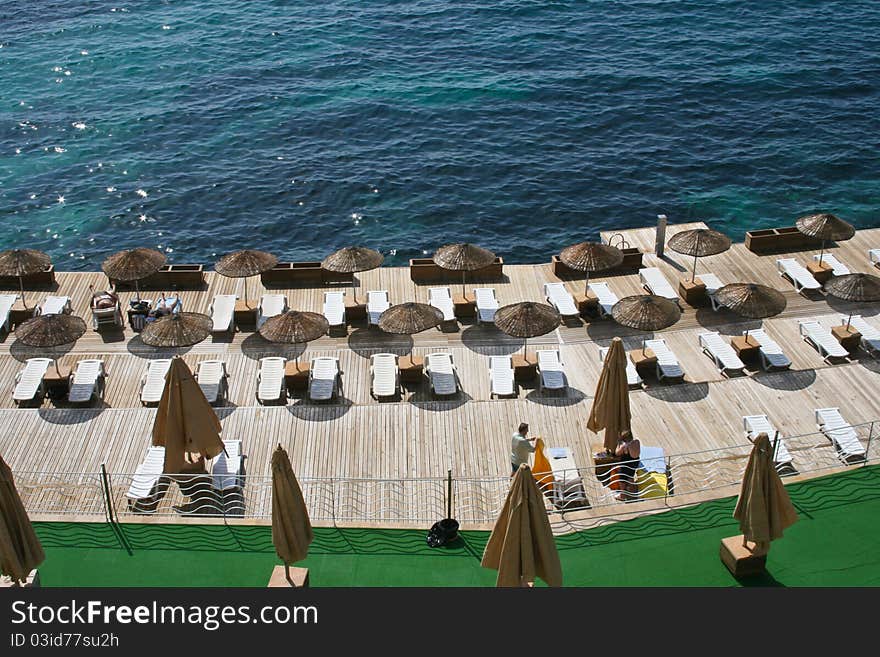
[[748, 329, 791, 370], [537, 349, 566, 390], [309, 357, 339, 401], [426, 352, 457, 396]]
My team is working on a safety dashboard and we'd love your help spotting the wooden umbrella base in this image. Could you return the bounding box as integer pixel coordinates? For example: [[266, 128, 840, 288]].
[[267, 565, 310, 588], [720, 535, 767, 577]]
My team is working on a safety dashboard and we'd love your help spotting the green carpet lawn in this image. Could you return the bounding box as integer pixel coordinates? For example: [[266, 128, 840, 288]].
[[32, 465, 880, 587]]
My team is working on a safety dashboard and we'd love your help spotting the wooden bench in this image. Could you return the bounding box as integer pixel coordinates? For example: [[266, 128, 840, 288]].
[[409, 257, 504, 283], [260, 262, 354, 287], [0, 265, 55, 288], [745, 226, 822, 253]]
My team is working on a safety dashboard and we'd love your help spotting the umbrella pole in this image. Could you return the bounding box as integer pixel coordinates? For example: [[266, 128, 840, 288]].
[[352, 277, 358, 305], [447, 469, 452, 519], [243, 277, 248, 308], [19, 275, 26, 309], [135, 279, 141, 303], [818, 241, 825, 265], [462, 271, 467, 298], [692, 252, 698, 283], [584, 271, 590, 296], [846, 313, 852, 330], [285, 561, 291, 584]]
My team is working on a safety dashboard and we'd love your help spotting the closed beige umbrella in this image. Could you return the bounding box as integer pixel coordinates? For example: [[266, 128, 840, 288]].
[[0, 454, 45, 586], [151, 357, 225, 474], [481, 463, 562, 587], [271, 444, 314, 584], [587, 337, 632, 454], [732, 432, 798, 555]]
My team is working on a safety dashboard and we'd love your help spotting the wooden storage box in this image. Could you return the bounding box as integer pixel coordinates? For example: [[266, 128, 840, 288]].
[[261, 262, 355, 286], [0, 264, 55, 288], [113, 264, 205, 290], [745, 226, 822, 253], [409, 257, 504, 283]]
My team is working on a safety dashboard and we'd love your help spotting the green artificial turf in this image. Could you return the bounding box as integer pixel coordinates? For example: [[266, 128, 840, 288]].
[[32, 465, 880, 587]]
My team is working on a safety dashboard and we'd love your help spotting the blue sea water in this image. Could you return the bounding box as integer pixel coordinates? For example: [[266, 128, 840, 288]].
[[1, 0, 878, 270]]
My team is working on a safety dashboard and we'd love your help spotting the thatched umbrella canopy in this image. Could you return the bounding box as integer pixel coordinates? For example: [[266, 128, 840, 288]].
[[0, 249, 52, 309], [321, 246, 384, 304], [378, 302, 443, 335], [494, 301, 561, 357], [214, 249, 278, 307], [824, 273, 880, 328], [667, 228, 732, 282], [140, 312, 212, 349], [433, 243, 497, 295], [559, 241, 624, 293], [611, 295, 681, 352], [102, 248, 166, 301], [258, 310, 329, 366], [795, 213, 855, 264], [0, 454, 45, 586], [271, 444, 313, 585], [714, 283, 787, 320], [15, 313, 86, 376]]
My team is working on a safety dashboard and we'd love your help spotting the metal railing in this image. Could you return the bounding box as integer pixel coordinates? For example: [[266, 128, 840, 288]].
[[12, 421, 878, 527]]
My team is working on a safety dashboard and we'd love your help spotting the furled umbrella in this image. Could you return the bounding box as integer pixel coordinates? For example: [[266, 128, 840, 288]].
[[713, 282, 787, 339], [271, 444, 314, 585], [259, 310, 329, 366], [667, 228, 732, 283], [214, 249, 278, 308], [151, 356, 225, 474], [610, 295, 681, 352], [15, 313, 86, 377], [493, 301, 561, 358], [377, 302, 443, 358], [823, 273, 880, 329], [102, 247, 166, 302], [321, 246, 384, 304], [0, 249, 51, 310], [481, 463, 562, 587], [795, 212, 855, 266], [732, 432, 798, 556], [140, 312, 212, 350], [587, 337, 632, 454], [0, 454, 45, 586], [433, 243, 497, 296], [559, 241, 624, 294]]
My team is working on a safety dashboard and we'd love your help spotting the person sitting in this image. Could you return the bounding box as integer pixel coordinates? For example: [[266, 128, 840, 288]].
[[89, 284, 119, 310], [614, 430, 641, 502], [146, 293, 181, 322]]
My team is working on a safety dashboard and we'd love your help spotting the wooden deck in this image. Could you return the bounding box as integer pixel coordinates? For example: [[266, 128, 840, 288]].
[[3, 223, 880, 527]]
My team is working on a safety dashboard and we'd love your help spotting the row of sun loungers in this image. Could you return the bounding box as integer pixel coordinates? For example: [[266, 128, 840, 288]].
[[13, 358, 106, 405]]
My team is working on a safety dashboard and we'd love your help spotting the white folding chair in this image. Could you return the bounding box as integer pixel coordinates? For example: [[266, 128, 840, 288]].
[[196, 360, 228, 405], [67, 359, 106, 404], [639, 267, 679, 304], [12, 358, 53, 405], [698, 331, 746, 376], [776, 258, 822, 293], [544, 282, 579, 318], [323, 291, 346, 330], [309, 356, 340, 401], [425, 352, 458, 396]]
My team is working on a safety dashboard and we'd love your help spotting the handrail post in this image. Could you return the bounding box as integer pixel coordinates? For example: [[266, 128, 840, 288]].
[[330, 477, 336, 526], [866, 422, 873, 467], [99, 463, 116, 524], [664, 456, 670, 505]]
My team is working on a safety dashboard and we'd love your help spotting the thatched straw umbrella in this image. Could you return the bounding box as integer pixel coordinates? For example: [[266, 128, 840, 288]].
[[823, 273, 880, 329], [713, 283, 787, 339], [140, 312, 212, 350], [214, 249, 278, 308], [259, 310, 329, 366], [377, 302, 443, 358], [481, 463, 562, 587], [493, 301, 561, 358], [321, 246, 384, 304], [271, 444, 313, 585], [667, 228, 731, 283], [795, 213, 855, 266], [0, 249, 51, 310], [559, 241, 624, 294], [102, 247, 166, 302], [433, 243, 497, 296], [0, 454, 45, 586], [14, 313, 86, 377], [610, 295, 681, 352]]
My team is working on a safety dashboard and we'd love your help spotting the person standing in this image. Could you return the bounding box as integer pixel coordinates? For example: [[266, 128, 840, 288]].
[[510, 422, 537, 475]]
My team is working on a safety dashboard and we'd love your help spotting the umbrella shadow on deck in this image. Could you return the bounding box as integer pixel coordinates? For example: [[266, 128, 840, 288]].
[[286, 398, 354, 421], [460, 324, 521, 355], [37, 406, 107, 424], [9, 339, 77, 364], [825, 295, 880, 319], [642, 381, 710, 402], [126, 335, 194, 358], [346, 328, 413, 359], [239, 333, 304, 362], [750, 369, 817, 392], [694, 309, 763, 336], [408, 389, 472, 410], [525, 386, 586, 406]]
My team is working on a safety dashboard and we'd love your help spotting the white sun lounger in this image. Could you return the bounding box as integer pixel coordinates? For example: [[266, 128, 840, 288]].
[[536, 349, 567, 391], [870, 249, 880, 268], [425, 352, 458, 396], [140, 358, 172, 405], [844, 315, 880, 357], [776, 258, 822, 293], [743, 414, 793, 469], [698, 331, 746, 376], [599, 346, 642, 387], [747, 329, 791, 371], [815, 407, 867, 464], [197, 360, 228, 405], [126, 446, 166, 510], [0, 294, 18, 334], [813, 253, 850, 277], [370, 353, 399, 399], [367, 290, 390, 326], [12, 358, 53, 405], [639, 267, 679, 304], [547, 446, 587, 509], [309, 356, 340, 401], [67, 359, 106, 404], [644, 338, 684, 381], [489, 355, 515, 398], [209, 439, 244, 491], [257, 294, 287, 329], [544, 282, 579, 318], [428, 287, 455, 323], [210, 294, 237, 333], [38, 295, 72, 315], [588, 282, 619, 317], [256, 356, 286, 404], [799, 320, 849, 363], [323, 291, 346, 330], [697, 273, 724, 311], [474, 288, 499, 324]]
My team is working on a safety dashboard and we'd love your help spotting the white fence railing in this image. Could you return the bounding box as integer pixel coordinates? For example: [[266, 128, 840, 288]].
[[12, 421, 878, 526]]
